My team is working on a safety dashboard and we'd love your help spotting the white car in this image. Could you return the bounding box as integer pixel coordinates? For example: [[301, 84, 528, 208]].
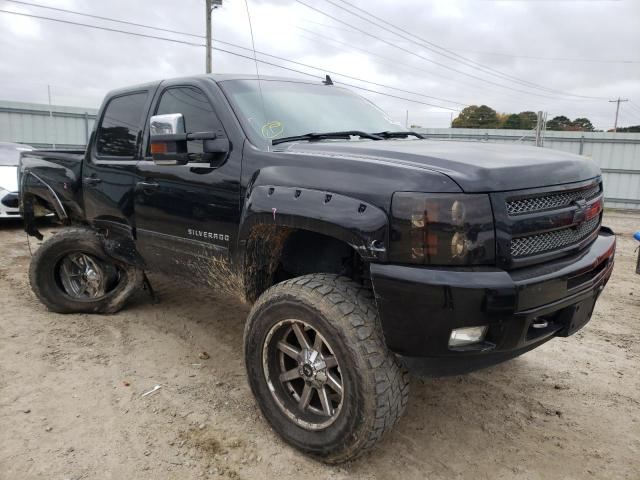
[[0, 142, 34, 218]]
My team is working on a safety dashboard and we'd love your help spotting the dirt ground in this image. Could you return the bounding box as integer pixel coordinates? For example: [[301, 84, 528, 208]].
[[0, 212, 639, 480]]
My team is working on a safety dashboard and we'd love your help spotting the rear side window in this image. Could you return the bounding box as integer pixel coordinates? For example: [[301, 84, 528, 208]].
[[155, 87, 222, 154], [97, 92, 148, 157]]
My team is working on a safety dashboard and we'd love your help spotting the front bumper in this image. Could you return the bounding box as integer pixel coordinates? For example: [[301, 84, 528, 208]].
[[0, 190, 20, 218], [370, 227, 616, 377]]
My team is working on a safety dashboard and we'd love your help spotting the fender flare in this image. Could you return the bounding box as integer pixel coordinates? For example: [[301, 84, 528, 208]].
[[239, 185, 388, 262], [20, 170, 69, 221]]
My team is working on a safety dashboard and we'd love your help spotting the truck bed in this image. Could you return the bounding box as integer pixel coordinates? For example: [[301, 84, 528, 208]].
[[19, 149, 86, 220]]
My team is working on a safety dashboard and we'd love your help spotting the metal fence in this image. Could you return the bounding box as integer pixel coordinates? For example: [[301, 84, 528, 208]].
[[416, 128, 640, 210], [0, 100, 98, 149]]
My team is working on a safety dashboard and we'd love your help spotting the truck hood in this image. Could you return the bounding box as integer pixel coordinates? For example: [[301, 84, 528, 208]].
[[285, 139, 601, 192], [0, 166, 18, 192]]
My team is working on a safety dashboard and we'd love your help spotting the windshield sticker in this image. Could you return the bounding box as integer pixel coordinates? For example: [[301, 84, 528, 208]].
[[261, 121, 284, 139]]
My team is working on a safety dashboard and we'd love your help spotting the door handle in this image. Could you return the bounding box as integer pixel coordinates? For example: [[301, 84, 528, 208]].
[[83, 176, 102, 186], [136, 180, 159, 193]]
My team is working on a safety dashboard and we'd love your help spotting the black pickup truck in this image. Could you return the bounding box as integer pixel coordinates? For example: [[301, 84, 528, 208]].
[[19, 74, 615, 463]]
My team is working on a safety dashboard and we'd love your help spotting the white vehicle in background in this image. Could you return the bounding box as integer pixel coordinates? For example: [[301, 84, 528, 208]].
[[0, 142, 34, 218]]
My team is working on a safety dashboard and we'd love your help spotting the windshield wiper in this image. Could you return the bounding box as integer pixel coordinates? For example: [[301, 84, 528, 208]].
[[271, 130, 383, 146], [372, 131, 425, 139]]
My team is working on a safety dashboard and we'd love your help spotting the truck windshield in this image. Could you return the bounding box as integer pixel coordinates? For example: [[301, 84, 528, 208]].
[[220, 79, 404, 147]]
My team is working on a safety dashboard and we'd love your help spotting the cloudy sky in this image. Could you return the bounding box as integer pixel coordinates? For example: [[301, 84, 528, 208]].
[[1, 0, 639, 129]]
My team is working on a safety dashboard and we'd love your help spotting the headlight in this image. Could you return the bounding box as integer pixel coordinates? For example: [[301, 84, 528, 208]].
[[389, 193, 495, 265]]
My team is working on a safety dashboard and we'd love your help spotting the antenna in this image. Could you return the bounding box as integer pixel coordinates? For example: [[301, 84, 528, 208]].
[[243, 0, 269, 150]]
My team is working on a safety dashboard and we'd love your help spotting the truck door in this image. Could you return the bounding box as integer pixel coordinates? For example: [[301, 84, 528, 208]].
[[83, 90, 152, 236], [133, 84, 241, 279]]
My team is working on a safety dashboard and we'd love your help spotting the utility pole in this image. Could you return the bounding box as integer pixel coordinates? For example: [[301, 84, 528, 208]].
[[535, 110, 543, 147], [205, 0, 223, 74], [609, 97, 628, 132], [405, 110, 409, 129], [205, 0, 212, 73]]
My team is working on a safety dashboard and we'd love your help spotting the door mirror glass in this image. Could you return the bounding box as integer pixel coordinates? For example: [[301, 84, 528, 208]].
[[150, 113, 189, 165]]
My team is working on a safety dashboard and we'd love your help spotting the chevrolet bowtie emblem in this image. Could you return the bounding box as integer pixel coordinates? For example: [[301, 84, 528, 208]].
[[572, 199, 588, 224]]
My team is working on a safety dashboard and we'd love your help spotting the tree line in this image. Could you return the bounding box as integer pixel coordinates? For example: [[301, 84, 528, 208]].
[[451, 105, 597, 131]]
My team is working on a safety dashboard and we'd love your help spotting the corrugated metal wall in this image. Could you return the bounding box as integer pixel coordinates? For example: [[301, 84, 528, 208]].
[[0, 100, 98, 149], [416, 128, 640, 210]]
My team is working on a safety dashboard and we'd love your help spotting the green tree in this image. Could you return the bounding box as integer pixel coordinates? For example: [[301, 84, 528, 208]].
[[496, 113, 510, 128], [518, 111, 538, 130], [572, 117, 594, 131], [452, 105, 499, 128], [502, 113, 523, 129], [546, 115, 572, 131], [616, 125, 640, 132]]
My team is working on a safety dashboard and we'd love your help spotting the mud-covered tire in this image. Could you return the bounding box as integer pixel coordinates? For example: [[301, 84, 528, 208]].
[[29, 227, 143, 314], [244, 273, 409, 464]]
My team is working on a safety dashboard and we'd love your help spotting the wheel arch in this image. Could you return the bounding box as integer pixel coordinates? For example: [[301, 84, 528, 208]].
[[239, 186, 389, 302]]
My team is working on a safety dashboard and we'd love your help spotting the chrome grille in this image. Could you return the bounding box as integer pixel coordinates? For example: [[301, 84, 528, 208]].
[[507, 184, 601, 216], [510, 216, 600, 258]]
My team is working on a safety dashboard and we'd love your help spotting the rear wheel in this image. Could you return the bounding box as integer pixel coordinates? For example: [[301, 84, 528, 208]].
[[244, 274, 409, 463], [29, 227, 143, 314]]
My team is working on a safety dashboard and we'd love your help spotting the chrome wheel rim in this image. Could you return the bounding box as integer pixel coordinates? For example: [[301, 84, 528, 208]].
[[262, 319, 344, 431], [58, 253, 109, 299]]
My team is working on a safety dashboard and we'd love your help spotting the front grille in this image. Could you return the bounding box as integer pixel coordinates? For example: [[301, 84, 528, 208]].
[[510, 216, 600, 258], [507, 184, 601, 216]]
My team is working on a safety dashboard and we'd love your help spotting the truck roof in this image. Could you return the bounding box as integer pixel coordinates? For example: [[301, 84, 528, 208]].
[[104, 74, 320, 99]]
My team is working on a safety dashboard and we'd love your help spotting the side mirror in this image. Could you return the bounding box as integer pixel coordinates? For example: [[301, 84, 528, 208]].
[[150, 113, 189, 166], [150, 113, 230, 167]]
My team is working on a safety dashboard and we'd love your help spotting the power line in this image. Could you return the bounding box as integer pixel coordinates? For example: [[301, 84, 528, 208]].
[[4, 0, 204, 38], [4, 1, 612, 118], [228, 44, 467, 107], [627, 101, 640, 115], [293, 25, 539, 105], [3, 0, 465, 108], [616, 110, 640, 128], [297, 17, 639, 66], [330, 0, 610, 99], [293, 0, 598, 102], [453, 49, 640, 65], [0, 8, 460, 111], [619, 104, 640, 124], [329, 0, 563, 96], [6, 0, 605, 111], [13, 0, 636, 68], [293, 22, 624, 114], [0, 9, 203, 45]]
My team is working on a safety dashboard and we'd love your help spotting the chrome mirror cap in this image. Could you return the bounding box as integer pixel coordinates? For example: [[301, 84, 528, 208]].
[[150, 113, 185, 136]]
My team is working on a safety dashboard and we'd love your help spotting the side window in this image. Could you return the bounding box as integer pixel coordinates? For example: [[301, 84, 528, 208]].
[[155, 87, 222, 154], [97, 92, 147, 157]]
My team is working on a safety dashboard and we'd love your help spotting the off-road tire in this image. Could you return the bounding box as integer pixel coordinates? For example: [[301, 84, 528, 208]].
[[244, 273, 409, 464], [29, 227, 143, 314]]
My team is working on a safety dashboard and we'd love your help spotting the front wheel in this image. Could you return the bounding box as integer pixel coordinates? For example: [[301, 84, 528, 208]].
[[29, 227, 143, 314], [244, 274, 409, 463]]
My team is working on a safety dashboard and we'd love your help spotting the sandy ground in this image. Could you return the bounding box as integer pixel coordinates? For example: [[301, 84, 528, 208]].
[[0, 212, 639, 480]]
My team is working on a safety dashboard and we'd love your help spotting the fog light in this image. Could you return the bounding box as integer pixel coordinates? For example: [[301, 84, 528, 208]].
[[449, 326, 488, 347]]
